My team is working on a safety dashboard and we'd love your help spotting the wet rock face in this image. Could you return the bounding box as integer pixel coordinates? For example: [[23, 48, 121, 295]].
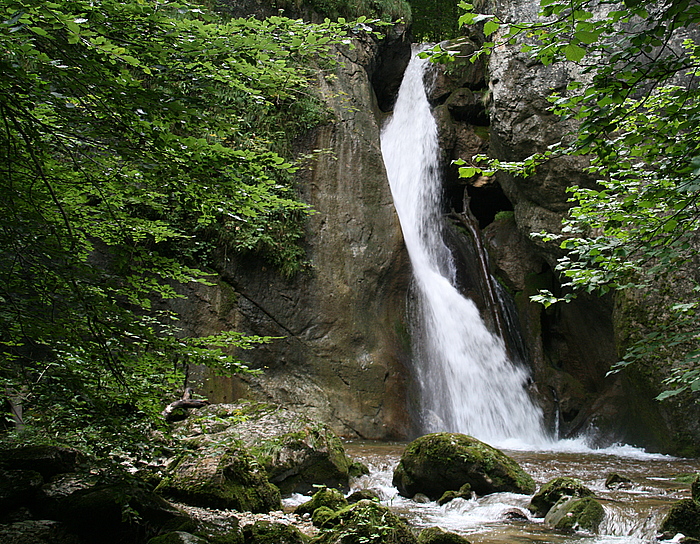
[[392, 433, 535, 500], [171, 29, 413, 442]]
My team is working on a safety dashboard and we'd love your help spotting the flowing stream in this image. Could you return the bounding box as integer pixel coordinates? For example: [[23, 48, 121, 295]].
[[338, 441, 700, 544], [380, 48, 545, 445]]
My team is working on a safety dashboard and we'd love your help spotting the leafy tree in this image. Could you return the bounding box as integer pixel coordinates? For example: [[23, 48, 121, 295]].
[[432, 0, 700, 398], [0, 0, 352, 454]]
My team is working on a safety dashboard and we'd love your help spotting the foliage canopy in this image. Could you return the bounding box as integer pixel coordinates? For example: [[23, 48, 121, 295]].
[[439, 0, 700, 398], [0, 0, 353, 454]]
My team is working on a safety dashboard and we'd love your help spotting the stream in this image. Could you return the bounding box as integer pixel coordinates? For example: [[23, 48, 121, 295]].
[[339, 441, 700, 544]]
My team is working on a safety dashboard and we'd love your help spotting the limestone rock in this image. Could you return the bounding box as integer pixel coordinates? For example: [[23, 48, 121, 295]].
[[544, 496, 605, 533], [156, 446, 281, 513], [175, 403, 353, 495], [528, 477, 594, 517], [392, 433, 535, 500]]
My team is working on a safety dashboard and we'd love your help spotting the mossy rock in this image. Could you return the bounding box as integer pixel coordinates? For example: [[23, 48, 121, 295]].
[[347, 489, 380, 504], [660, 498, 700, 539], [295, 487, 348, 516], [392, 433, 535, 500], [438, 484, 472, 506], [312, 506, 335, 527], [529, 477, 594, 517], [148, 532, 209, 544], [156, 447, 281, 513], [176, 403, 353, 496], [544, 497, 605, 533], [604, 473, 632, 490], [692, 474, 700, 502], [348, 461, 370, 479], [0, 469, 43, 509], [0, 446, 84, 479], [417, 526, 470, 544], [311, 500, 418, 544], [242, 520, 308, 544]]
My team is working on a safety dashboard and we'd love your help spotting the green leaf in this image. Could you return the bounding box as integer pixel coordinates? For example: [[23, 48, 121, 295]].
[[564, 43, 587, 62]]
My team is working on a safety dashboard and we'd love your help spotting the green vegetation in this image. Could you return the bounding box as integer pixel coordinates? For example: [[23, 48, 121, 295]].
[[408, 0, 462, 42], [275, 0, 412, 23], [0, 0, 354, 457], [440, 0, 700, 400]]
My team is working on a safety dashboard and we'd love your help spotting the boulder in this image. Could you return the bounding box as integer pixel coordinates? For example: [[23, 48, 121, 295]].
[[295, 487, 347, 516], [417, 527, 471, 544], [392, 433, 535, 500], [0, 446, 83, 479], [37, 473, 191, 543], [312, 506, 335, 527], [528, 477, 595, 517], [604, 473, 632, 490], [0, 519, 80, 544], [0, 469, 43, 509], [311, 499, 418, 544], [156, 446, 281, 513], [347, 489, 381, 504], [176, 403, 353, 495], [659, 498, 700, 540], [438, 484, 472, 506], [544, 496, 605, 533], [242, 520, 308, 544], [692, 474, 700, 502]]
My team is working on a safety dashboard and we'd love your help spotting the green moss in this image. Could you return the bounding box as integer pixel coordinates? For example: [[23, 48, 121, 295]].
[[393, 433, 535, 500], [296, 486, 348, 516], [661, 499, 700, 539], [546, 497, 604, 533], [242, 520, 309, 544], [348, 461, 370, 478], [312, 500, 417, 544], [312, 506, 336, 527], [529, 477, 594, 517]]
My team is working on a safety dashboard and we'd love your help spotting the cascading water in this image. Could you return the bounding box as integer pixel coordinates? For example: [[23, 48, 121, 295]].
[[380, 48, 547, 445]]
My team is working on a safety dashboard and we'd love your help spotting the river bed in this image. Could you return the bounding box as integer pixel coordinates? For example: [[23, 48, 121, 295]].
[[336, 441, 700, 544]]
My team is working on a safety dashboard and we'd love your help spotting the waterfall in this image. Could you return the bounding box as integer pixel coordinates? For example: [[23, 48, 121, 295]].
[[380, 48, 546, 445]]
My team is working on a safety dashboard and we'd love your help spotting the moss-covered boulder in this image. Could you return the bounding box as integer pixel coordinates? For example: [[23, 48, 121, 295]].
[[311, 500, 418, 544], [438, 484, 472, 506], [604, 473, 632, 490], [392, 433, 535, 500], [312, 506, 335, 527], [692, 474, 700, 502], [528, 477, 595, 517], [660, 498, 700, 539], [175, 403, 354, 495], [295, 487, 348, 516], [347, 489, 381, 504], [242, 520, 308, 544], [156, 446, 281, 513], [417, 526, 471, 544], [544, 496, 605, 533], [38, 474, 191, 543]]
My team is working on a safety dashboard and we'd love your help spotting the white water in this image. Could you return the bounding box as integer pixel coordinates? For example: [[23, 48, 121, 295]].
[[380, 49, 547, 446]]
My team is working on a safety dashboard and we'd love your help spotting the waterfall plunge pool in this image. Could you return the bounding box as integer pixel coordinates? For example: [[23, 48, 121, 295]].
[[329, 441, 700, 544]]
